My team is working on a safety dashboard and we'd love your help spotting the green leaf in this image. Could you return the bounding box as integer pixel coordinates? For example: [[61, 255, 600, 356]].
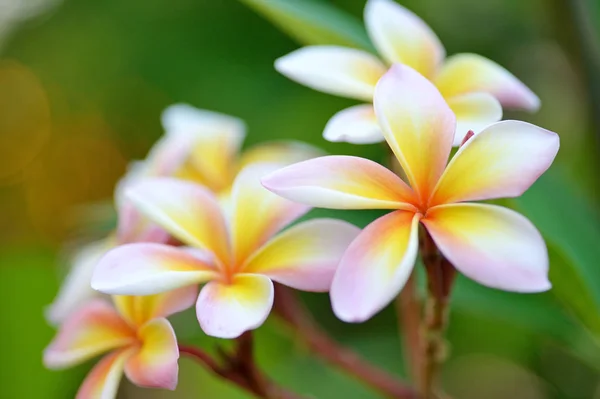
[[239, 0, 374, 51], [511, 169, 600, 338]]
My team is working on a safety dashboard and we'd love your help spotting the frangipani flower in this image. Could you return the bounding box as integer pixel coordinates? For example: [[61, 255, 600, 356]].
[[43, 287, 197, 398], [275, 0, 539, 145], [47, 104, 321, 324], [91, 163, 360, 338], [262, 64, 559, 322]]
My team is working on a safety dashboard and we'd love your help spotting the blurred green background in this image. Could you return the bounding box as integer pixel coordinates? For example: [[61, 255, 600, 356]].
[[0, 0, 599, 398]]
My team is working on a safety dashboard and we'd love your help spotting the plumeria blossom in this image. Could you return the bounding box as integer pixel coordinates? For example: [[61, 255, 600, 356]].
[[46, 104, 321, 325], [43, 287, 197, 398], [91, 163, 360, 338], [262, 64, 559, 323], [275, 0, 539, 145]]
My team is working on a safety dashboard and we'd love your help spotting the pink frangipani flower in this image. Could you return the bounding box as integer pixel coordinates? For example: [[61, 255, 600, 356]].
[[92, 163, 360, 338], [262, 64, 559, 323], [275, 0, 539, 145], [43, 287, 197, 398]]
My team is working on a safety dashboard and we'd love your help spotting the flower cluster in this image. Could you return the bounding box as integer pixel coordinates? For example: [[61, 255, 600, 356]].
[[44, 0, 559, 397]]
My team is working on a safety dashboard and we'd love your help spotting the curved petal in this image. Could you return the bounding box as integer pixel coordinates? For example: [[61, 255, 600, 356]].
[[447, 92, 502, 146], [243, 219, 361, 292], [161, 104, 246, 192], [374, 64, 455, 203], [92, 243, 218, 296], [116, 198, 170, 245], [430, 120, 560, 205], [364, 0, 445, 77], [125, 178, 230, 263], [76, 349, 133, 399], [230, 163, 311, 267], [323, 104, 384, 144], [44, 300, 135, 369], [261, 156, 417, 211], [434, 53, 540, 111], [196, 274, 274, 338], [113, 285, 199, 327], [331, 211, 421, 322], [239, 141, 325, 169], [124, 318, 179, 390], [422, 203, 550, 292], [274, 46, 387, 101], [45, 240, 110, 325]]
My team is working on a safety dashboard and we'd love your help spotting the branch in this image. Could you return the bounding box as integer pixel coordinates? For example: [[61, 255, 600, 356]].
[[273, 285, 418, 399]]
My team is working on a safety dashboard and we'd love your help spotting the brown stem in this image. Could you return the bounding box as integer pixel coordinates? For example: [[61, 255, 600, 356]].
[[273, 285, 418, 399], [396, 271, 422, 385], [179, 339, 304, 399], [419, 229, 456, 399]]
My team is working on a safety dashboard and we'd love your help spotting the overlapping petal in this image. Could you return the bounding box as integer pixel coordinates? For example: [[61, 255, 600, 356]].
[[230, 163, 310, 267], [331, 211, 421, 322], [112, 286, 198, 327], [374, 64, 455, 203], [434, 53, 540, 111], [124, 318, 179, 390], [116, 198, 170, 245], [275, 46, 387, 101], [423, 203, 550, 292], [364, 0, 445, 78], [323, 104, 383, 144], [243, 219, 361, 292], [44, 300, 135, 369], [261, 155, 417, 210], [446, 92, 502, 145], [92, 243, 218, 296], [196, 274, 274, 338], [430, 120, 560, 205], [125, 178, 230, 262], [45, 240, 110, 325], [76, 349, 133, 399]]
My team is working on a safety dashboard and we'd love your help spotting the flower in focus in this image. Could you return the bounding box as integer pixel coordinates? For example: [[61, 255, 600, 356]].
[[275, 0, 539, 145], [43, 287, 197, 398], [262, 64, 559, 322], [46, 104, 321, 324], [91, 163, 360, 338]]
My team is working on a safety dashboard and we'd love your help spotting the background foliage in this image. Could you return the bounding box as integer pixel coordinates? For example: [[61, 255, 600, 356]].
[[0, 0, 599, 398]]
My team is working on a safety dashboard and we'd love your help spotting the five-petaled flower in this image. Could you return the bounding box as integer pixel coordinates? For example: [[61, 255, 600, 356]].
[[43, 287, 197, 398], [46, 104, 321, 325], [91, 163, 360, 338], [262, 64, 559, 323], [275, 0, 539, 145]]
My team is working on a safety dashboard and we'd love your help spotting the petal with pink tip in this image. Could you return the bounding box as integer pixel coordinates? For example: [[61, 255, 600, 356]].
[[434, 53, 540, 111], [230, 163, 311, 267], [113, 286, 198, 328], [92, 243, 218, 296], [261, 156, 417, 211], [76, 349, 133, 399], [275, 46, 387, 101], [239, 141, 325, 169], [243, 219, 361, 292], [196, 274, 274, 338], [364, 0, 445, 78], [331, 211, 421, 322], [116, 198, 170, 245], [430, 120, 560, 205], [323, 104, 384, 144], [45, 240, 110, 325], [374, 64, 455, 203], [124, 318, 179, 390], [44, 300, 135, 369], [447, 92, 502, 146], [422, 203, 550, 292], [125, 178, 230, 262]]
